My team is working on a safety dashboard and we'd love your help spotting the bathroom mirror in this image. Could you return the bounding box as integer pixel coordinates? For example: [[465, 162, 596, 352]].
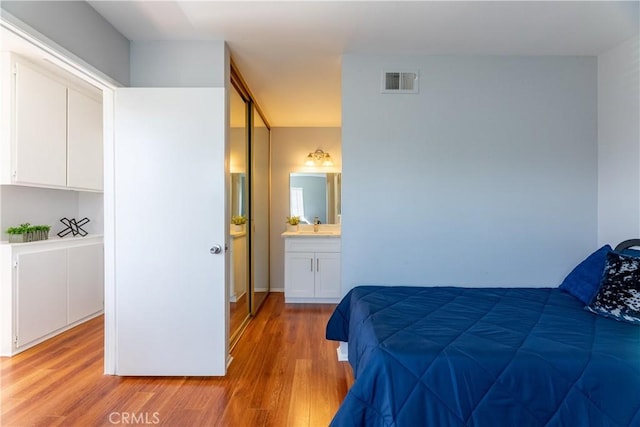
[[289, 172, 341, 224]]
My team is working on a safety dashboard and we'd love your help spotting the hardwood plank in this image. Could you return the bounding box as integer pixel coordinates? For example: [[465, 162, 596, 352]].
[[287, 359, 312, 426], [0, 294, 353, 426]]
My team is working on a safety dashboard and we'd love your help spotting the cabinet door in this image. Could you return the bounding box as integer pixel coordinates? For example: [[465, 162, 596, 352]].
[[315, 252, 341, 299], [14, 63, 67, 187], [285, 251, 316, 298], [67, 88, 103, 190], [68, 244, 104, 324], [16, 249, 68, 347]]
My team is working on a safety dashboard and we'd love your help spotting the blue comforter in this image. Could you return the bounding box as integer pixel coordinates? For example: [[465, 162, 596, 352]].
[[326, 286, 640, 426]]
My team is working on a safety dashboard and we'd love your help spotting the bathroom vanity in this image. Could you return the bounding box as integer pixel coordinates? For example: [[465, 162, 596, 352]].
[[282, 226, 341, 303]]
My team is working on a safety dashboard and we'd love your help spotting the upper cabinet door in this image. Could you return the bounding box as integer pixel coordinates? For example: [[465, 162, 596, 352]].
[[14, 62, 67, 187], [67, 88, 103, 190]]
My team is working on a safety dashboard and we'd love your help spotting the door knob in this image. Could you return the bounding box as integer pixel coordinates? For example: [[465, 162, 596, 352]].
[[210, 245, 223, 255]]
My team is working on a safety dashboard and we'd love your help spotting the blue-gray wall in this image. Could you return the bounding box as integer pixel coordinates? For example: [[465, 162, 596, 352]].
[[1, 1, 130, 85], [342, 55, 598, 290], [597, 35, 640, 246], [130, 41, 227, 88]]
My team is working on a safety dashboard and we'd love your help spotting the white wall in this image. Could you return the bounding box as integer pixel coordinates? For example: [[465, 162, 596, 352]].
[[1, 1, 130, 85], [597, 36, 640, 247], [342, 55, 598, 291], [0, 186, 78, 239], [270, 127, 341, 291], [130, 41, 227, 88]]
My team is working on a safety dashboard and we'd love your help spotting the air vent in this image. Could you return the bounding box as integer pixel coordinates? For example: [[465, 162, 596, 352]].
[[381, 70, 419, 94]]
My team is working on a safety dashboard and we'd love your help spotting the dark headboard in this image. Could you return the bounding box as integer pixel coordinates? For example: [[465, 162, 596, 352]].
[[614, 239, 640, 251]]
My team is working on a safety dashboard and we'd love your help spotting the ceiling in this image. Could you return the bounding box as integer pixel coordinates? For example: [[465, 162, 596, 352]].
[[87, 1, 639, 127]]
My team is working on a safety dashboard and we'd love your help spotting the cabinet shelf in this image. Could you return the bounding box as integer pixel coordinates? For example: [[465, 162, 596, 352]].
[[1, 234, 104, 246]]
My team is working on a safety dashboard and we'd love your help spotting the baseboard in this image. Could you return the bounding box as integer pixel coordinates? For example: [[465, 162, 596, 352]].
[[285, 296, 340, 304], [336, 341, 348, 362]]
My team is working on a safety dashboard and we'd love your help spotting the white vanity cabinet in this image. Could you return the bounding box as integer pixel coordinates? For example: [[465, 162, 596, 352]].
[[284, 236, 341, 303], [0, 237, 104, 356], [229, 230, 247, 302], [2, 53, 103, 191]]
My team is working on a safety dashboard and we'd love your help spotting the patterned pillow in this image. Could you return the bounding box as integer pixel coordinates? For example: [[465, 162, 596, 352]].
[[586, 252, 640, 325]]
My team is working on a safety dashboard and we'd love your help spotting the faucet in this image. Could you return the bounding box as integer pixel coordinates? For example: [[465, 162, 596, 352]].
[[313, 217, 320, 232]]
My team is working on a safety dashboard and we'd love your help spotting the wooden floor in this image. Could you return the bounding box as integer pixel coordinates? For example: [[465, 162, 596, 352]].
[[0, 294, 353, 426], [229, 292, 249, 337]]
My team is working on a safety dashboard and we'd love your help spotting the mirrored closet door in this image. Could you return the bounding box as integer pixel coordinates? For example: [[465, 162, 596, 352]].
[[251, 106, 270, 314], [229, 83, 250, 341], [229, 63, 271, 344]]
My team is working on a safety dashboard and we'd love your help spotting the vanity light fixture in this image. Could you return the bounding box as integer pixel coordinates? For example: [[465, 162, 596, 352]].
[[305, 149, 333, 167]]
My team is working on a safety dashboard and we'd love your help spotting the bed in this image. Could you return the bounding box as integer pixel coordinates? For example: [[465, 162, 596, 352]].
[[326, 243, 640, 426]]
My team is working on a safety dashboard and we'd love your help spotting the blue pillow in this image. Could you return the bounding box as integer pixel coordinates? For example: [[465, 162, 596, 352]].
[[586, 252, 640, 325], [559, 245, 612, 304]]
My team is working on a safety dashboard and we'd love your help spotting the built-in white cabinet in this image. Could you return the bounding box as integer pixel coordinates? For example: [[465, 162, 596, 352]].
[[67, 88, 103, 191], [0, 237, 104, 356], [0, 52, 104, 358], [67, 244, 104, 323], [16, 248, 68, 347], [284, 236, 341, 303], [14, 62, 68, 187], [2, 53, 103, 191]]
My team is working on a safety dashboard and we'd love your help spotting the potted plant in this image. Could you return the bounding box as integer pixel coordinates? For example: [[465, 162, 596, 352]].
[[231, 215, 247, 232], [6, 223, 51, 243], [286, 216, 300, 232]]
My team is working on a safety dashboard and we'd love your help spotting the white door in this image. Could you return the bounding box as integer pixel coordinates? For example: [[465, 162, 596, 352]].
[[114, 88, 227, 376]]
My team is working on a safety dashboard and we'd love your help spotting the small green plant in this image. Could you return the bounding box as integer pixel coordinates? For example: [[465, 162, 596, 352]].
[[231, 215, 247, 225], [7, 223, 31, 235], [6, 223, 51, 234], [286, 216, 300, 225]]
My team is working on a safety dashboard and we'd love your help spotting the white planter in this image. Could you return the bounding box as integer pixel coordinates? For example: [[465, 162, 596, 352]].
[[8, 231, 49, 243], [286, 224, 299, 232]]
